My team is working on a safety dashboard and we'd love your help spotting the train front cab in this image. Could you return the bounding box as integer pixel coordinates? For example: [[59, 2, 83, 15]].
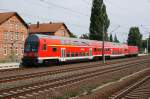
[[22, 35, 39, 66]]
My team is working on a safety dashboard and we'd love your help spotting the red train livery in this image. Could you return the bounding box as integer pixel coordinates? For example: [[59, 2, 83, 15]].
[[22, 34, 138, 65]]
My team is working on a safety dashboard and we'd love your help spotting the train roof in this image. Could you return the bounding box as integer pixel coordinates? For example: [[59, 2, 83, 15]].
[[34, 34, 92, 42], [28, 34, 128, 48], [29, 34, 100, 46]]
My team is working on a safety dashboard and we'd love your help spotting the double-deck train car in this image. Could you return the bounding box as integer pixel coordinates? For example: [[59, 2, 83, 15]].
[[22, 34, 139, 65]]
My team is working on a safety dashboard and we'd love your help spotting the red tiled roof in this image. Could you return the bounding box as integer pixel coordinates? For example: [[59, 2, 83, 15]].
[[0, 12, 16, 24], [29, 23, 67, 33], [0, 12, 28, 28]]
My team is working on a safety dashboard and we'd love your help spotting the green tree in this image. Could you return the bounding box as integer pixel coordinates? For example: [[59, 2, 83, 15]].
[[80, 33, 89, 39], [114, 34, 119, 43], [127, 27, 142, 49], [89, 0, 110, 41], [70, 32, 77, 38], [109, 34, 113, 42]]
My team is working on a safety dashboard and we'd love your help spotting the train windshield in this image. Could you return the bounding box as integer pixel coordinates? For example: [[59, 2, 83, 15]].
[[24, 42, 38, 52]]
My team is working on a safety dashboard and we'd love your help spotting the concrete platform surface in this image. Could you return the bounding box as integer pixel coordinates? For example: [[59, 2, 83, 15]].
[[0, 62, 20, 70]]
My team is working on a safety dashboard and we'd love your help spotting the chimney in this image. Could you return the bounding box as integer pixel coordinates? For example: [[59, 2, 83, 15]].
[[37, 21, 40, 28]]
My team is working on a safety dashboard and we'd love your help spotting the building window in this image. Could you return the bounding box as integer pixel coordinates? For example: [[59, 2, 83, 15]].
[[15, 47, 18, 55], [7, 32, 11, 40], [21, 47, 24, 55], [15, 32, 19, 40], [4, 46, 7, 55], [11, 32, 13, 40], [4, 32, 8, 40], [61, 30, 65, 36], [16, 24, 19, 30], [22, 35, 25, 41], [10, 46, 13, 55]]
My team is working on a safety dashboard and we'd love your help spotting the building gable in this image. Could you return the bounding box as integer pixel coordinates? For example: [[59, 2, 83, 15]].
[[54, 25, 70, 37], [0, 12, 28, 28], [29, 22, 72, 37]]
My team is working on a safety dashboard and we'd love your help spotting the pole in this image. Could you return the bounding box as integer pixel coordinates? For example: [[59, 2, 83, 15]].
[[102, 26, 105, 63]]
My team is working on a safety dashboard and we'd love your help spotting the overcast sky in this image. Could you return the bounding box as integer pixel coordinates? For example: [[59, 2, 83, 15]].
[[0, 0, 150, 42]]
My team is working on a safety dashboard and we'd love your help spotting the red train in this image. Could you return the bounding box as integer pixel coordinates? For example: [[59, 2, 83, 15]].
[[22, 34, 138, 65]]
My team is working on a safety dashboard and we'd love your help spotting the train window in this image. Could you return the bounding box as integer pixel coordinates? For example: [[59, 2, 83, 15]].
[[81, 52, 83, 56], [86, 52, 89, 56], [71, 53, 74, 57], [42, 44, 47, 51], [82, 53, 84, 56], [105, 48, 109, 51], [66, 52, 70, 57], [96, 48, 98, 52], [99, 48, 102, 51], [97, 48, 99, 52], [25, 42, 39, 52], [99, 48, 101, 51], [52, 47, 57, 52], [94, 48, 97, 52], [75, 53, 78, 57], [80, 52, 82, 56]]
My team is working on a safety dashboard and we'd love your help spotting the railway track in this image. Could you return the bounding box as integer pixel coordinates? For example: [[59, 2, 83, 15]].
[[110, 76, 150, 99], [0, 56, 149, 83], [0, 56, 147, 75], [0, 57, 147, 83], [0, 68, 25, 73], [0, 57, 149, 99]]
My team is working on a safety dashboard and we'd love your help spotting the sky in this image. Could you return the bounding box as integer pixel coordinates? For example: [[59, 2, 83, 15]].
[[0, 0, 150, 43]]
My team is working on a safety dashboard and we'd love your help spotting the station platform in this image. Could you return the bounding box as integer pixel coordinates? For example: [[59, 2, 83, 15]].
[[0, 62, 20, 70]]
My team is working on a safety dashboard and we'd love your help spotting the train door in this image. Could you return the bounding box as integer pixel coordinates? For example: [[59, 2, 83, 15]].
[[89, 48, 93, 59], [61, 48, 66, 61]]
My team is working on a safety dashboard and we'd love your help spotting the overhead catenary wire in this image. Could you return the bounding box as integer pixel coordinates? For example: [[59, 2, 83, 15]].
[[1, 0, 145, 39], [28, 0, 129, 35], [104, 0, 129, 11], [21, 0, 90, 19], [38, 0, 90, 17], [81, 0, 92, 5]]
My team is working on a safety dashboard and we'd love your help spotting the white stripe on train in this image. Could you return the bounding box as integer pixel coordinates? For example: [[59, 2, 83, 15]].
[[37, 54, 128, 63]]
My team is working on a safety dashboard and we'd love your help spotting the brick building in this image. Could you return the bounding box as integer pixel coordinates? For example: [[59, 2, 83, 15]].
[[29, 22, 72, 37], [0, 12, 28, 62]]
